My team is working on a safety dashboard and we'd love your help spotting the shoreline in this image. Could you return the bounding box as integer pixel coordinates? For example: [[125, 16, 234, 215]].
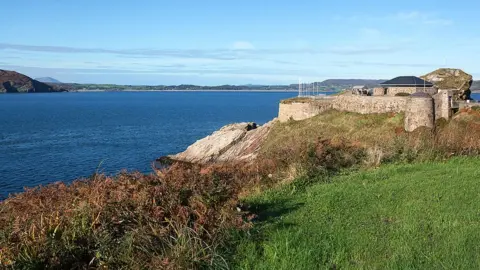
[[70, 89, 301, 93]]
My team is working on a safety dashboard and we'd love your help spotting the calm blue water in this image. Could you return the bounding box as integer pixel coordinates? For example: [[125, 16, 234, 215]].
[[0, 91, 298, 199], [1, 91, 478, 199]]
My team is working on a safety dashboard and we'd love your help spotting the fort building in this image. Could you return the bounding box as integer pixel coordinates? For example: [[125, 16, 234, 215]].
[[378, 76, 437, 96], [278, 76, 480, 132], [352, 85, 368, 95], [279, 69, 480, 132]]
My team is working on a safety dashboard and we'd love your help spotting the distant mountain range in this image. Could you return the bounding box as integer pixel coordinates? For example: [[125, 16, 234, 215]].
[[472, 81, 480, 90], [35, 77, 62, 83], [2, 70, 480, 93], [316, 79, 386, 87]]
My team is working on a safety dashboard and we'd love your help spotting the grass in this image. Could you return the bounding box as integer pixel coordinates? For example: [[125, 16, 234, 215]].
[[280, 97, 315, 104], [234, 157, 480, 269], [259, 110, 406, 172], [260, 109, 480, 172]]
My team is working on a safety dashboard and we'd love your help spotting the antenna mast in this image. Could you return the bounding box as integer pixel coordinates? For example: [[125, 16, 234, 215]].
[[298, 78, 302, 97]]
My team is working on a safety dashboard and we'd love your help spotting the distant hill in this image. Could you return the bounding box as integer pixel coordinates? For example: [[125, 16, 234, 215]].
[[0, 70, 395, 93], [0, 70, 67, 93], [35, 77, 62, 84], [318, 79, 385, 87], [471, 81, 480, 90]]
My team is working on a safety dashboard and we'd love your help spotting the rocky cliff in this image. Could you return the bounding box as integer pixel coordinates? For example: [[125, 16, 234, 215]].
[[0, 70, 66, 93], [421, 68, 473, 100], [164, 120, 276, 164]]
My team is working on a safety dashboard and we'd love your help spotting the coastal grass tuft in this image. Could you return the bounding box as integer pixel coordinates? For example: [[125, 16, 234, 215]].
[[280, 97, 316, 104]]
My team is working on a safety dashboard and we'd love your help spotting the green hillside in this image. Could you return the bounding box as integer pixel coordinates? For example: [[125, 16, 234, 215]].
[[235, 157, 480, 269]]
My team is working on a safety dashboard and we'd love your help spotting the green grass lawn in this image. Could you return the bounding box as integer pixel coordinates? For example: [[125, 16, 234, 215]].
[[234, 157, 480, 269]]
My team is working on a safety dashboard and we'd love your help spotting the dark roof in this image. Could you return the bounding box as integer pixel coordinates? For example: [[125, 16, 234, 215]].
[[380, 76, 434, 87]]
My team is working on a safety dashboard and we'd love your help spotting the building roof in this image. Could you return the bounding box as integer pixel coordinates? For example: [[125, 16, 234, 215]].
[[380, 76, 434, 87], [352, 85, 367, 89]]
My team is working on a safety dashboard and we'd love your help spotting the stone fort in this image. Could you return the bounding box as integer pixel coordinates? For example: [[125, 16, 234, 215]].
[[278, 71, 478, 132]]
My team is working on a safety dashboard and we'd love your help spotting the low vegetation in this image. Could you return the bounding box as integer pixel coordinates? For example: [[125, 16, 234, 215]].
[[0, 162, 277, 269], [2, 109, 480, 268], [279, 97, 316, 104], [261, 109, 480, 169]]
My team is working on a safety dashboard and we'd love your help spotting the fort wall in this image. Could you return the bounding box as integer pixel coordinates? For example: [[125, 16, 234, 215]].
[[404, 96, 434, 132], [278, 95, 438, 131], [332, 96, 408, 114], [278, 99, 333, 122], [373, 87, 386, 96], [433, 90, 451, 120], [386, 87, 417, 96], [386, 87, 437, 96]]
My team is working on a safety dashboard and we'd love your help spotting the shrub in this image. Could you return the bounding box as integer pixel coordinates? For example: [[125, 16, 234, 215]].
[[395, 92, 411, 96], [0, 161, 277, 269]]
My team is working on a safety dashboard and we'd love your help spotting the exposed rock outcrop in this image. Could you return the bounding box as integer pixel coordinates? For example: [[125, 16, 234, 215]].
[[421, 68, 473, 100], [165, 120, 277, 164], [0, 70, 66, 93]]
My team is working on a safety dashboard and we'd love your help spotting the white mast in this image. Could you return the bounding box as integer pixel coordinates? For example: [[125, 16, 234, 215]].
[[298, 78, 302, 97]]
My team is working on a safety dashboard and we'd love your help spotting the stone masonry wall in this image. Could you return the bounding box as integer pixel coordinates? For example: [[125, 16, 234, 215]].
[[386, 87, 417, 96], [278, 99, 333, 122], [332, 96, 408, 114], [405, 97, 434, 132], [279, 96, 408, 122], [433, 90, 451, 121], [417, 87, 438, 95], [386, 87, 437, 96], [278, 95, 437, 131], [373, 87, 386, 96]]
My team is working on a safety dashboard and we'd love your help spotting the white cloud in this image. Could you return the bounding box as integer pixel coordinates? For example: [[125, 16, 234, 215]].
[[395, 11, 421, 20], [359, 28, 381, 38], [424, 19, 453, 26], [231, 41, 255, 50], [393, 11, 453, 26]]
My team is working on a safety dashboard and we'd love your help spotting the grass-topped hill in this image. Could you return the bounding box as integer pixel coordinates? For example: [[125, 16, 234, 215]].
[[421, 68, 473, 92], [2, 109, 480, 268]]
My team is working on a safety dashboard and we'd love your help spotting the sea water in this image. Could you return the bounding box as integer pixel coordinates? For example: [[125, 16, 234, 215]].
[[0, 91, 298, 198]]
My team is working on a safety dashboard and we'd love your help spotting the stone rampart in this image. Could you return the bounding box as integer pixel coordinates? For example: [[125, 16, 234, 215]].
[[387, 87, 417, 96], [279, 95, 438, 131], [386, 87, 437, 96], [404, 96, 434, 132], [278, 99, 333, 122], [279, 96, 408, 123], [433, 90, 451, 121], [373, 87, 386, 96], [332, 96, 408, 114]]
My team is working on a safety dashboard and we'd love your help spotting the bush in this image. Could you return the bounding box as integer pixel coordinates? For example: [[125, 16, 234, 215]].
[[0, 161, 277, 269], [395, 92, 411, 96]]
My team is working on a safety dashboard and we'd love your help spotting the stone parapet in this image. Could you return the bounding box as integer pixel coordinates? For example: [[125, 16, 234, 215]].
[[279, 95, 440, 132], [332, 96, 408, 114], [278, 99, 333, 122]]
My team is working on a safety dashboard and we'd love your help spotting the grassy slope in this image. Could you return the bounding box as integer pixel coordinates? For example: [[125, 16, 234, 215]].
[[235, 157, 480, 269]]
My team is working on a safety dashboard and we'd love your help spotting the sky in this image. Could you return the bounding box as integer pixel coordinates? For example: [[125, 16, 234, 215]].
[[1, 0, 479, 85]]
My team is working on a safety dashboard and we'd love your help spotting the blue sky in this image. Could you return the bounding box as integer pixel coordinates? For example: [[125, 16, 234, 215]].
[[1, 0, 479, 85]]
